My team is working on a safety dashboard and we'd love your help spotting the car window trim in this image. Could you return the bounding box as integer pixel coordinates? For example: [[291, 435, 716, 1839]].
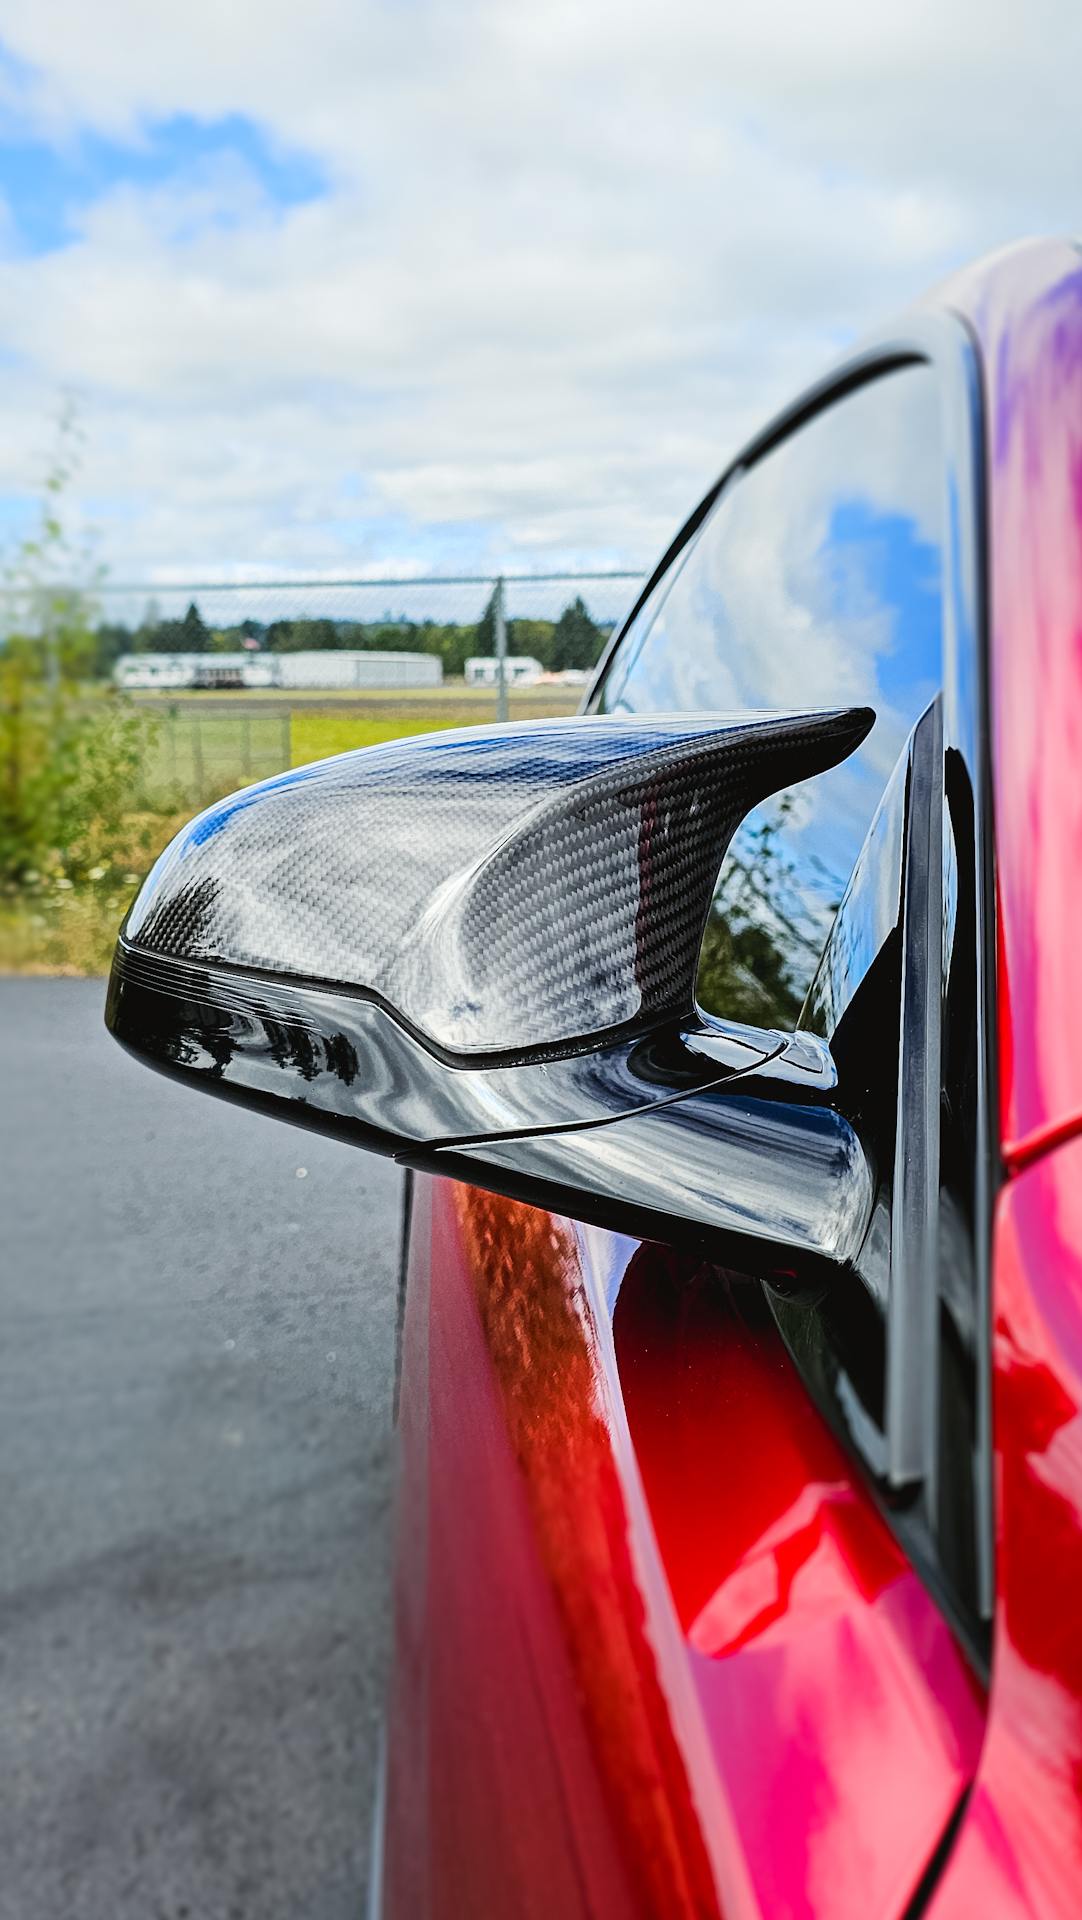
[[589, 312, 997, 1645]]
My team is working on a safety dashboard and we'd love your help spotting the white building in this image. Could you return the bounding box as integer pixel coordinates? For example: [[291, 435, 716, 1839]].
[[464, 655, 543, 688], [274, 650, 442, 690], [114, 650, 442, 692]]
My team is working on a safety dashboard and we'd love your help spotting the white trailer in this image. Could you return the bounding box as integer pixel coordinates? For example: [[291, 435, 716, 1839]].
[[464, 655, 543, 688], [115, 651, 278, 690], [115, 652, 201, 690]]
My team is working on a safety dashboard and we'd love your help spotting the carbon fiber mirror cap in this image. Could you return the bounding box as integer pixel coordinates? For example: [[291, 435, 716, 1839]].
[[120, 707, 872, 1062]]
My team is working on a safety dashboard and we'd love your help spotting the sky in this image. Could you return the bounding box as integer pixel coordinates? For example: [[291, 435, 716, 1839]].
[[0, 1, 1079, 587]]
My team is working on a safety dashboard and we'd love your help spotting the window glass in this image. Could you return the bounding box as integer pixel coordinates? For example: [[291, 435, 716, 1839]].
[[597, 365, 944, 1027]]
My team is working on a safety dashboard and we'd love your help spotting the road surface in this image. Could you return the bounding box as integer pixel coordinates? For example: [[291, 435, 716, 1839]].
[[0, 977, 402, 1920]]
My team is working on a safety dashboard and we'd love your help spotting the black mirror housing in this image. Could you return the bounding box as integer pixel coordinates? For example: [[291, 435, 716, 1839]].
[[107, 708, 874, 1276]]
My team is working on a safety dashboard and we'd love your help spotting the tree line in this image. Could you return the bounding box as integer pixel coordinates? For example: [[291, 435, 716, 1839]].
[[90, 588, 613, 679]]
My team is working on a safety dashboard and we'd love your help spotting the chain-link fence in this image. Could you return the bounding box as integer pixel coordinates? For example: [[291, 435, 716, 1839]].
[[93, 570, 646, 806], [96, 569, 643, 635]]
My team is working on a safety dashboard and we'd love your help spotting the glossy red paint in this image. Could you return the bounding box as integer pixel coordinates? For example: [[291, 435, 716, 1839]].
[[929, 1138, 1082, 1919], [614, 1248, 984, 1920], [384, 1176, 985, 1919], [946, 239, 1082, 1156], [386, 1178, 723, 1920]]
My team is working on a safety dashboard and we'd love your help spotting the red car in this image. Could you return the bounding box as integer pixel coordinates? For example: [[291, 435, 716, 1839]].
[[108, 235, 1082, 1919]]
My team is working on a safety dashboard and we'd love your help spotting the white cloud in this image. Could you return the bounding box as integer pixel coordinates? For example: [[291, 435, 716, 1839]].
[[0, 0, 1079, 579]]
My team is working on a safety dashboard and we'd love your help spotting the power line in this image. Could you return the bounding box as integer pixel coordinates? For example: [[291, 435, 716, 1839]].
[[96, 570, 647, 595]]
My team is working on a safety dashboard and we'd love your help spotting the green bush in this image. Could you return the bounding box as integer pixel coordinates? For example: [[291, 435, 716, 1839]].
[[0, 421, 156, 888], [0, 650, 151, 885]]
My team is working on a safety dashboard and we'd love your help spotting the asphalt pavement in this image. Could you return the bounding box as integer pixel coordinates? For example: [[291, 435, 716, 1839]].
[[0, 978, 403, 1920]]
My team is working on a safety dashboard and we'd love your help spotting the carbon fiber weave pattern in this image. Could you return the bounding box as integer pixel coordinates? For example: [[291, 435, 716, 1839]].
[[125, 710, 871, 1058]]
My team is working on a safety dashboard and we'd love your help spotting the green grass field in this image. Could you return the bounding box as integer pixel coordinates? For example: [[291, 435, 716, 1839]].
[[136, 683, 582, 804], [130, 682, 582, 709]]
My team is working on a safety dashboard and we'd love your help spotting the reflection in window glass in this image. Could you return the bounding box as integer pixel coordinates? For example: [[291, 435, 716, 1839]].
[[598, 365, 944, 1026]]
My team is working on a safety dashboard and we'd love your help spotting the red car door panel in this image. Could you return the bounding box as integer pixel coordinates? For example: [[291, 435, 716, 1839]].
[[385, 1175, 986, 1919]]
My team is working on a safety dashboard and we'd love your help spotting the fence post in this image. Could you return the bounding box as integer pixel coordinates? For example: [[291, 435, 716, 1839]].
[[494, 575, 508, 724], [191, 712, 204, 799]]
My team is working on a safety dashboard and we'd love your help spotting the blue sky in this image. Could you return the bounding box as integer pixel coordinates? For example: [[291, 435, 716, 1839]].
[[0, 113, 326, 255], [0, 1, 1078, 584]]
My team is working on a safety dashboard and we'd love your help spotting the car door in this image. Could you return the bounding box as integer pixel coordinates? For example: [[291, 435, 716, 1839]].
[[382, 329, 994, 1920]]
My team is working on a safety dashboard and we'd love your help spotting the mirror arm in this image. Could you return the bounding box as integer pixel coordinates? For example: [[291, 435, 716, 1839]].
[[427, 1054, 873, 1287]]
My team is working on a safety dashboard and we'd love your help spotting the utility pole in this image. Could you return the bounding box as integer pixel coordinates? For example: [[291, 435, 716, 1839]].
[[41, 588, 60, 696], [494, 575, 508, 723]]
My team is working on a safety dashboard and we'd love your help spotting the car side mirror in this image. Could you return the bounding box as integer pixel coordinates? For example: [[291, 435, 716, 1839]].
[[106, 709, 874, 1284]]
